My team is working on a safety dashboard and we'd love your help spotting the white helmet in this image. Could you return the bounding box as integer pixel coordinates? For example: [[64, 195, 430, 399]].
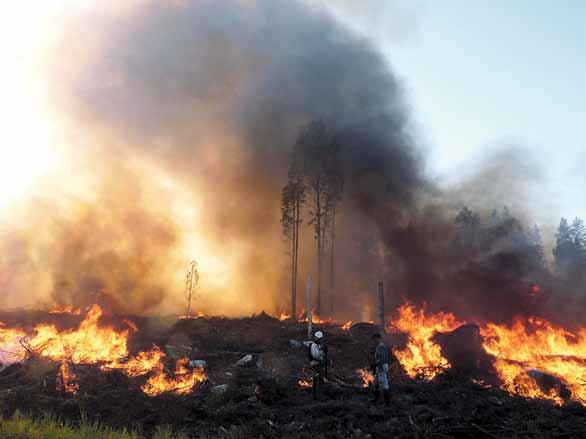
[[314, 331, 324, 339]]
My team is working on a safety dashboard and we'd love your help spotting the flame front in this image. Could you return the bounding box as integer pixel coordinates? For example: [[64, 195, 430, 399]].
[[31, 305, 129, 364], [390, 303, 463, 379], [4, 301, 586, 404], [142, 359, 207, 397], [385, 302, 586, 404], [0, 305, 207, 396], [481, 317, 586, 402]]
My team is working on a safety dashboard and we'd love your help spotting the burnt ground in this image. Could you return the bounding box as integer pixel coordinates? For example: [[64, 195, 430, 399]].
[[0, 310, 585, 438]]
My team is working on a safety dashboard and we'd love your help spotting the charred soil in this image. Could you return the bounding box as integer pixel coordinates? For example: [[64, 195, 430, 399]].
[[0, 311, 584, 438]]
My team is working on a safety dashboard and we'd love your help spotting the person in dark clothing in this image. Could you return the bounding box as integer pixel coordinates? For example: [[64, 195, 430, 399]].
[[307, 331, 326, 400], [371, 333, 391, 406]]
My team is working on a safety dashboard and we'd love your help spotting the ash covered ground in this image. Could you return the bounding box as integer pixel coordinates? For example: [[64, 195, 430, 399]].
[[0, 310, 584, 439]]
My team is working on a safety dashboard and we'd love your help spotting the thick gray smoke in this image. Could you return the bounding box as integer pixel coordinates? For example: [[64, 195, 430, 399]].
[[40, 0, 573, 323], [46, 0, 425, 316]]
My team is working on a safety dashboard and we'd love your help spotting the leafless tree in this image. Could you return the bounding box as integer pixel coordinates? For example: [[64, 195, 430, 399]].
[[185, 260, 200, 316]]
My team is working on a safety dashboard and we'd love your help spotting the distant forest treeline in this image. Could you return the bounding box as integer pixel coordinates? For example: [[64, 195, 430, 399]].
[[281, 121, 585, 324], [455, 205, 586, 288]]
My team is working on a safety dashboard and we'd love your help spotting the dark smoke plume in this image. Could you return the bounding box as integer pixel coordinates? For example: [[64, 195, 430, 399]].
[[5, 0, 562, 321], [44, 0, 425, 315]]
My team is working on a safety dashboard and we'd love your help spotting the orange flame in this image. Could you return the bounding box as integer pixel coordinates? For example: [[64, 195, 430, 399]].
[[356, 368, 374, 387], [342, 321, 354, 331], [298, 378, 312, 388], [31, 305, 129, 364], [311, 315, 332, 325], [389, 303, 463, 379], [278, 312, 291, 321], [58, 362, 79, 394], [481, 317, 586, 403], [141, 359, 207, 396], [178, 312, 206, 320], [1, 305, 207, 396], [298, 310, 335, 325], [0, 323, 26, 343], [101, 346, 166, 377], [49, 305, 82, 315], [386, 302, 586, 404]]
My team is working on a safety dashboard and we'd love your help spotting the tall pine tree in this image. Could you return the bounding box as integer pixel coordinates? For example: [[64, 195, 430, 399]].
[[528, 224, 546, 272], [454, 206, 481, 252], [570, 217, 586, 277], [294, 120, 340, 315], [281, 162, 305, 317], [554, 217, 574, 275]]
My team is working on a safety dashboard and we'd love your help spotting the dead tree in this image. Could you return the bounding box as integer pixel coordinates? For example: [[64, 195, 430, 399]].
[[306, 274, 313, 338], [328, 206, 337, 316], [377, 281, 385, 332], [281, 164, 305, 317], [295, 120, 340, 316], [185, 260, 200, 316], [325, 174, 344, 315]]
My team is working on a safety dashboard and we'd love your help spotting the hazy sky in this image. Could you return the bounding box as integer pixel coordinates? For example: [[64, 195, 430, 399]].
[[316, 0, 585, 224]]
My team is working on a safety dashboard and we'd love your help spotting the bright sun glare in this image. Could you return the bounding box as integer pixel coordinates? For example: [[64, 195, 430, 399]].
[[0, 2, 62, 210]]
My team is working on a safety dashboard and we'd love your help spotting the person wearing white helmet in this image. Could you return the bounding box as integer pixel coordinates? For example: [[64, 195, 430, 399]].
[[308, 330, 326, 400]]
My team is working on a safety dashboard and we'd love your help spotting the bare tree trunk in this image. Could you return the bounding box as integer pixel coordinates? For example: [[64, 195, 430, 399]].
[[316, 233, 321, 318], [377, 281, 385, 333], [306, 274, 313, 338], [329, 207, 336, 316], [186, 270, 193, 315], [319, 211, 327, 316], [315, 178, 322, 316], [185, 261, 199, 316], [186, 285, 192, 316], [290, 221, 296, 317], [292, 195, 301, 317]]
